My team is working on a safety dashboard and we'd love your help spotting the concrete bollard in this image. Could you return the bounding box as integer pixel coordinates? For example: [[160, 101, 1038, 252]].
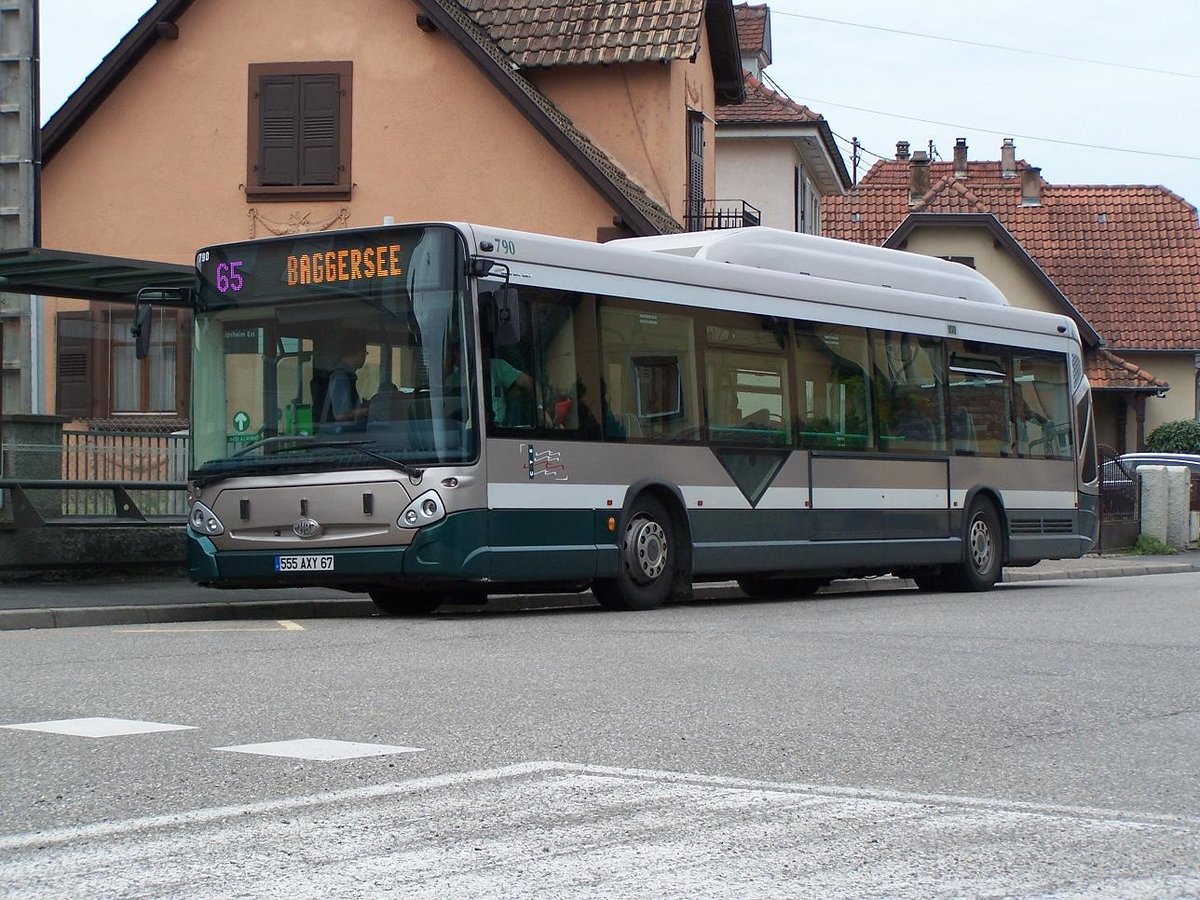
[[1139, 466, 1169, 544], [1137, 465, 1192, 549]]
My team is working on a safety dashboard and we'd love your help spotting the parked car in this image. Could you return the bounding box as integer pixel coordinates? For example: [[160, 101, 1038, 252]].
[[1119, 452, 1200, 514], [1117, 452, 1200, 474]]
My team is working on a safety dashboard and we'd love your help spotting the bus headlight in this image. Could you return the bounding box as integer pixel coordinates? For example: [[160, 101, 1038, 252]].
[[398, 490, 445, 529], [189, 501, 225, 536]]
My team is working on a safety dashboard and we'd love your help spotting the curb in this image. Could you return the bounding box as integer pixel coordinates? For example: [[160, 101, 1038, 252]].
[[1, 563, 1194, 631]]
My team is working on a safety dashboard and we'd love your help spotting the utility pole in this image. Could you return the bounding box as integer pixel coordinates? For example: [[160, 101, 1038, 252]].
[[0, 0, 40, 425]]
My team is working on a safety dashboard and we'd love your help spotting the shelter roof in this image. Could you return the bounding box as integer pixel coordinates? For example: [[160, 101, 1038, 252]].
[[0, 247, 192, 303]]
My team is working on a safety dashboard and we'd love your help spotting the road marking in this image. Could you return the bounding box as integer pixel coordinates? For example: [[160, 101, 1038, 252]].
[[1, 762, 1196, 898], [214, 738, 425, 761], [116, 621, 306, 634], [1, 717, 195, 738]]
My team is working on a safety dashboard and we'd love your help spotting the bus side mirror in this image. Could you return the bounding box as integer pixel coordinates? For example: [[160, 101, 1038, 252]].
[[493, 286, 522, 347], [131, 301, 153, 360]]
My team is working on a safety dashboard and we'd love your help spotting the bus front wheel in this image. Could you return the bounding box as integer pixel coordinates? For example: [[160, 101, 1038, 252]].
[[943, 498, 1004, 591], [593, 494, 677, 611]]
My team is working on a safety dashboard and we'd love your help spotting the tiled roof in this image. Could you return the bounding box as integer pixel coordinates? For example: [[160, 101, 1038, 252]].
[[459, 0, 706, 66], [716, 71, 822, 125], [733, 3, 768, 54], [1087, 347, 1169, 393], [825, 156, 1200, 351]]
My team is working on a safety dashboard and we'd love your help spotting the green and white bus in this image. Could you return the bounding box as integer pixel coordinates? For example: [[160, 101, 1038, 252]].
[[185, 222, 1098, 613]]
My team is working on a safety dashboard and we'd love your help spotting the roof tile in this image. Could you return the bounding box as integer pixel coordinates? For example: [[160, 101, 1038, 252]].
[[716, 71, 822, 125], [459, 0, 706, 67], [825, 156, 1200, 350]]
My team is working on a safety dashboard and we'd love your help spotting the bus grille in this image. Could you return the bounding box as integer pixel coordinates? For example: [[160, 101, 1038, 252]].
[[1010, 517, 1075, 536]]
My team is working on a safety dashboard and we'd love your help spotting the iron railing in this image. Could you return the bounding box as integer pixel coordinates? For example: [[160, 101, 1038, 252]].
[[1, 428, 190, 523], [686, 199, 762, 232]]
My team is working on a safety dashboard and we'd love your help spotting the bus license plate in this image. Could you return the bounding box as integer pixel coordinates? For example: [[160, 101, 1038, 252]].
[[275, 555, 334, 572]]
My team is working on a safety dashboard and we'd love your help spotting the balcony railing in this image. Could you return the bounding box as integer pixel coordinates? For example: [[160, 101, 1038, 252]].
[[686, 199, 762, 232]]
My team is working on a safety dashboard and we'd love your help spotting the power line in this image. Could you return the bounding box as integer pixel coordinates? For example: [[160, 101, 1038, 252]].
[[772, 10, 1200, 81], [795, 96, 1200, 162]]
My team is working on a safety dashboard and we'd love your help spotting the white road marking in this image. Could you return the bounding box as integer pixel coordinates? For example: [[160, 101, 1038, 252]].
[[213, 738, 425, 761], [1, 762, 1195, 898], [1, 717, 195, 738], [117, 621, 306, 634]]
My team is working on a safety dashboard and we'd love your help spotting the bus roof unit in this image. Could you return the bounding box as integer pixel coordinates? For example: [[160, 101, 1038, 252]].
[[611, 227, 1009, 307]]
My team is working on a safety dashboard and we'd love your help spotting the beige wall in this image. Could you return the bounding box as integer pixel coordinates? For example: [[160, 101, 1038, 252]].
[[900, 228, 1061, 314], [40, 0, 713, 413], [1118, 352, 1196, 433], [530, 33, 717, 222], [715, 138, 794, 231]]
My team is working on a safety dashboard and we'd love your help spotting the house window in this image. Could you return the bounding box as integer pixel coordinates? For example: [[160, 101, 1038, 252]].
[[110, 309, 178, 413], [246, 62, 352, 200], [55, 307, 188, 419]]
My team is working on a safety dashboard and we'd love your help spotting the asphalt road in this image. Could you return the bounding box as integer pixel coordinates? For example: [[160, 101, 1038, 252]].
[[2, 572, 1197, 897]]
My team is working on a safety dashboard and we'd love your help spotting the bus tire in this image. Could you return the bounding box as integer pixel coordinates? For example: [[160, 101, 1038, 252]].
[[943, 498, 1004, 592], [593, 494, 677, 611], [737, 577, 827, 599], [369, 589, 443, 616]]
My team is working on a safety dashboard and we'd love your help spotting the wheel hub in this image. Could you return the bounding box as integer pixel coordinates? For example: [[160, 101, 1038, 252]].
[[625, 516, 667, 584], [968, 517, 995, 573]]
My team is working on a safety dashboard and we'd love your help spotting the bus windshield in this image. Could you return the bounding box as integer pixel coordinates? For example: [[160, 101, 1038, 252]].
[[189, 225, 475, 480]]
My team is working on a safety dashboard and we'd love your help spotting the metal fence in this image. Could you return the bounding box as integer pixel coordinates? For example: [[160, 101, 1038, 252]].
[[1, 429, 189, 520], [1098, 445, 1139, 551]]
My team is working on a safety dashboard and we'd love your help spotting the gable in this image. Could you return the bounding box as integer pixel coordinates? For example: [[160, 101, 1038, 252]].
[[827, 156, 1200, 351], [42, 0, 691, 238]]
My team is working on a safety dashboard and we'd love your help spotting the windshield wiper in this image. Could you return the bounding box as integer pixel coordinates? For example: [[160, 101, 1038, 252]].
[[241, 437, 424, 478], [230, 434, 318, 457], [332, 440, 425, 478]]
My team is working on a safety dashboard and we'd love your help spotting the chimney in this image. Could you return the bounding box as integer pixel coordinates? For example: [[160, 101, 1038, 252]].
[[895, 141, 911, 161], [909, 151, 931, 205], [953, 138, 968, 178], [1000, 138, 1017, 178], [1021, 166, 1042, 206]]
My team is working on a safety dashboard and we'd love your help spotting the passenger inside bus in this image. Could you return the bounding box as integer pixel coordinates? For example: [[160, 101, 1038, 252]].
[[315, 333, 369, 430]]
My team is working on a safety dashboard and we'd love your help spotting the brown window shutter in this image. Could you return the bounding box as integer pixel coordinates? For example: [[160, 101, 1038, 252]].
[[259, 75, 301, 186], [55, 311, 93, 418], [299, 75, 340, 185], [687, 113, 705, 230]]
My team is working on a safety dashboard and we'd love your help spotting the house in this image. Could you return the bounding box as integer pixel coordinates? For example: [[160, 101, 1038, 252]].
[[713, 3, 850, 232], [823, 139, 1199, 452], [34, 0, 745, 425]]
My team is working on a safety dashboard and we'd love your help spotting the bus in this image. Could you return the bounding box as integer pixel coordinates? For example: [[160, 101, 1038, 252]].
[[184, 222, 1098, 613]]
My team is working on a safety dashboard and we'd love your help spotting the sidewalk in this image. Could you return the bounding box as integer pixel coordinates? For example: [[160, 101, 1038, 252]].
[[2, 550, 1197, 631]]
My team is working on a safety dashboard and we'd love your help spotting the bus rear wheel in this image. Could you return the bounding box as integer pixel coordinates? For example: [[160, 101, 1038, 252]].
[[370, 589, 443, 616], [942, 498, 1004, 591], [593, 494, 677, 611], [737, 577, 827, 600]]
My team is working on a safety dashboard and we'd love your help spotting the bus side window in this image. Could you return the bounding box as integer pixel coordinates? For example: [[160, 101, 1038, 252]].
[[871, 330, 946, 454], [948, 341, 1013, 457], [794, 323, 871, 450], [487, 287, 601, 438], [600, 302, 699, 443], [1012, 351, 1072, 459]]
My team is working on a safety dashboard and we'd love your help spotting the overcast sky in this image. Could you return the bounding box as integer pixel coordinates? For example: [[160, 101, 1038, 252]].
[[38, 0, 1200, 209]]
